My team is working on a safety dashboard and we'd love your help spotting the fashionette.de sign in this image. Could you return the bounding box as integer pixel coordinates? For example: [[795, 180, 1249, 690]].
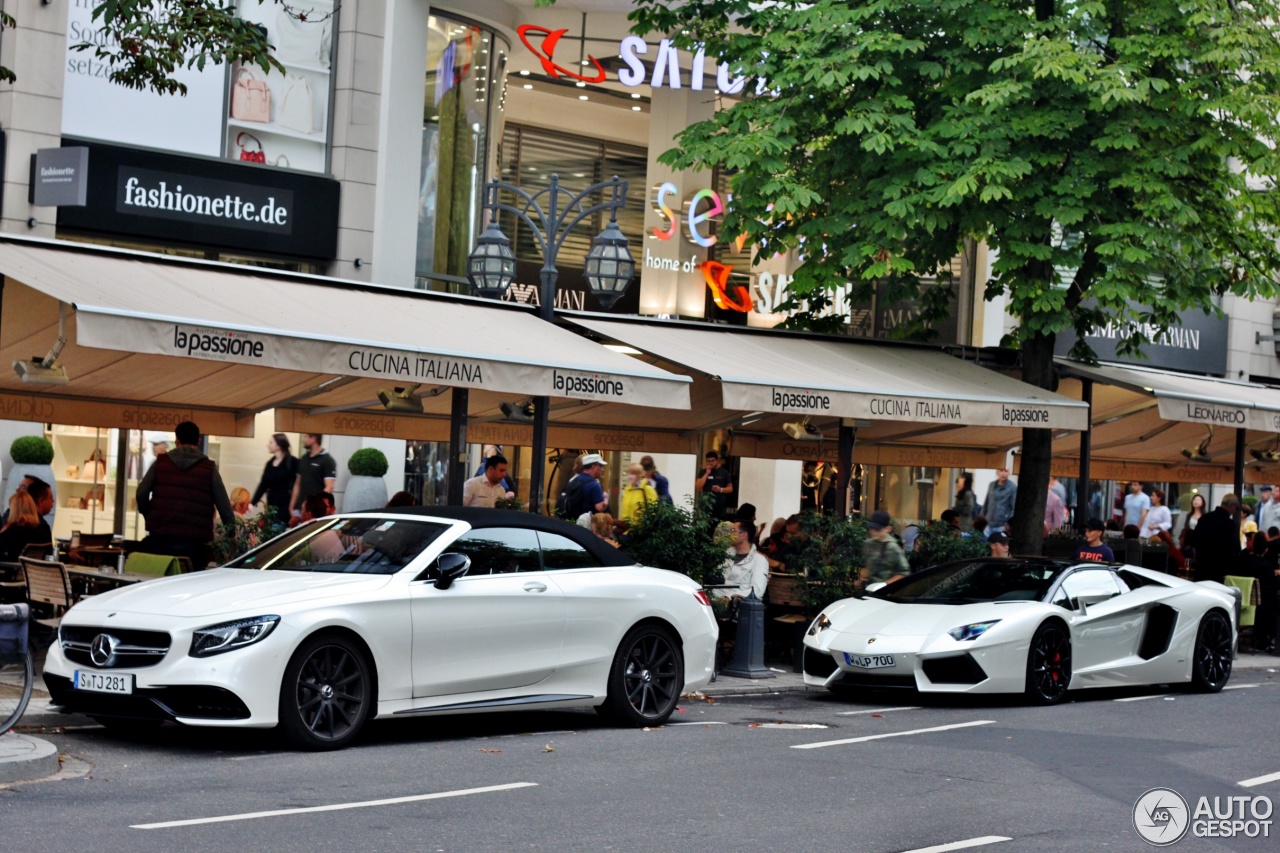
[[30, 146, 89, 207], [116, 166, 292, 235]]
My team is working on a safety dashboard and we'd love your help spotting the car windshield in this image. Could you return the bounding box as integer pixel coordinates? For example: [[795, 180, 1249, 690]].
[[227, 517, 449, 575], [873, 560, 1064, 604]]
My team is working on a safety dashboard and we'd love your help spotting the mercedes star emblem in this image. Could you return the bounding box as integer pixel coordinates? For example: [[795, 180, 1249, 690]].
[[90, 633, 118, 667]]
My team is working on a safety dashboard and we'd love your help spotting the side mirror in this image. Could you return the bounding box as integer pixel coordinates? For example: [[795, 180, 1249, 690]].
[[434, 553, 471, 590]]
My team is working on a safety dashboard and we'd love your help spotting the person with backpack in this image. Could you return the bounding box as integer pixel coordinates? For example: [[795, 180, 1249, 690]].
[[555, 453, 609, 520], [619, 463, 659, 527]]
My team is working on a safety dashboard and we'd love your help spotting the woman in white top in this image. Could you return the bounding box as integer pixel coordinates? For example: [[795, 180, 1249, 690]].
[[1139, 488, 1173, 540], [713, 518, 769, 601]]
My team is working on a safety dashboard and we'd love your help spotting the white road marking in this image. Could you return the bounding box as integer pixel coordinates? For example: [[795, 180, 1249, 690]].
[[1222, 684, 1258, 690], [836, 706, 922, 716], [228, 753, 287, 761], [1239, 771, 1280, 788], [792, 720, 996, 750], [751, 722, 828, 729], [895, 837, 1012, 853], [1113, 694, 1174, 702], [131, 782, 539, 829], [666, 721, 728, 726]]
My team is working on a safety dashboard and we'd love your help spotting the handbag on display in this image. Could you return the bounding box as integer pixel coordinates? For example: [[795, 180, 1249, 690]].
[[278, 75, 315, 134], [237, 132, 266, 164], [231, 68, 271, 123], [275, 3, 333, 67], [273, 154, 291, 169], [79, 449, 107, 482]]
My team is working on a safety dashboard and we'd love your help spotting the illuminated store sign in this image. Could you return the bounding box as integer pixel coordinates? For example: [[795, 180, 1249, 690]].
[[517, 24, 752, 92]]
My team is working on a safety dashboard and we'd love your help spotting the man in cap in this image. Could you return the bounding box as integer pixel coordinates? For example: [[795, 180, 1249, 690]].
[[861, 510, 909, 586], [988, 531, 1011, 558], [1074, 518, 1115, 563], [556, 453, 609, 519]]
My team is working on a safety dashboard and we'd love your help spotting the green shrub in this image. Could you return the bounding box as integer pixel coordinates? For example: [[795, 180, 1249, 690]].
[[787, 513, 870, 612], [10, 435, 53, 465], [621, 494, 732, 585], [911, 520, 989, 569], [1243, 494, 1260, 512], [347, 448, 389, 477]]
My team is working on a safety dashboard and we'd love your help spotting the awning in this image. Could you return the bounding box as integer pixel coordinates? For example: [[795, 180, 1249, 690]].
[[0, 238, 690, 414], [571, 317, 1089, 431], [1057, 359, 1280, 433]]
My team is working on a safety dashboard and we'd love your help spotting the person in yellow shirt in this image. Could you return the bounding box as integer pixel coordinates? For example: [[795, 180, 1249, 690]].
[[619, 463, 659, 527]]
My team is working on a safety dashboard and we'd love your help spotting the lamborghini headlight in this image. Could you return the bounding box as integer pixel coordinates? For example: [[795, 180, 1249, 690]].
[[190, 615, 280, 658], [947, 620, 1000, 642], [808, 614, 832, 636]]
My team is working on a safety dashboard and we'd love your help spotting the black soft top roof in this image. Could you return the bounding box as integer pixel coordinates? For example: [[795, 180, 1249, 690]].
[[364, 506, 638, 568]]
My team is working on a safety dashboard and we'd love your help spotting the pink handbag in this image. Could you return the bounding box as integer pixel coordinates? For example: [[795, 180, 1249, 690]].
[[231, 68, 271, 123]]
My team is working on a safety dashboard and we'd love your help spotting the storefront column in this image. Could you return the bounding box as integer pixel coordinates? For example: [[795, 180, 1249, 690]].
[[836, 423, 856, 516], [113, 428, 129, 536], [447, 387, 469, 506], [1076, 378, 1092, 531], [1234, 427, 1246, 497]]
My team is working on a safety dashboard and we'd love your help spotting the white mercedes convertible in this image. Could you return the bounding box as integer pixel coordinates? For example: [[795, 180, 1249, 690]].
[[802, 558, 1239, 703], [44, 508, 718, 749]]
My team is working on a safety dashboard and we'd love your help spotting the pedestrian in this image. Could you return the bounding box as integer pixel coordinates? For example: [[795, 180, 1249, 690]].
[[1241, 504, 1258, 551], [1190, 493, 1242, 583], [1257, 485, 1280, 535], [972, 515, 989, 538], [1049, 476, 1068, 507], [981, 468, 1017, 535], [861, 510, 909, 585], [1122, 481, 1150, 529], [590, 512, 621, 549], [713, 516, 768, 601], [1044, 484, 1067, 534], [0, 488, 49, 561], [135, 421, 234, 569], [386, 491, 418, 507], [639, 455, 672, 504], [21, 478, 53, 547], [251, 433, 298, 525], [290, 433, 337, 518], [0, 474, 35, 527], [1243, 534, 1277, 653], [696, 451, 734, 520], [463, 454, 514, 508], [618, 463, 659, 527], [554, 453, 609, 520], [229, 487, 257, 518], [1074, 518, 1115, 562], [987, 531, 1010, 558], [1139, 489, 1173, 541], [473, 445, 515, 494], [953, 473, 976, 532]]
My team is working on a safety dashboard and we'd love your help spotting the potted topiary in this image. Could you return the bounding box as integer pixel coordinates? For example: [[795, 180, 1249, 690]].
[[4, 435, 57, 526], [342, 447, 389, 512]]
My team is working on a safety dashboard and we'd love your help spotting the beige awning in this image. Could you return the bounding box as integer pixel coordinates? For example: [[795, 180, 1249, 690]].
[[0, 237, 690, 427], [570, 317, 1089, 431]]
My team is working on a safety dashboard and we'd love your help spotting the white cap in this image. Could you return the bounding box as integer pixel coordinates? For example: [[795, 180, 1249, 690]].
[[580, 453, 607, 467]]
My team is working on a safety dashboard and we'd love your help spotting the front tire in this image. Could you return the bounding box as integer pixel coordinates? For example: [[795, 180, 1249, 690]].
[[1190, 611, 1233, 692], [1025, 621, 1072, 705], [601, 624, 683, 726], [278, 635, 372, 750]]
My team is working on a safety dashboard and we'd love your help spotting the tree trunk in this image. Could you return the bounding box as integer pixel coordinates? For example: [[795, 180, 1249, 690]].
[[1011, 331, 1056, 556]]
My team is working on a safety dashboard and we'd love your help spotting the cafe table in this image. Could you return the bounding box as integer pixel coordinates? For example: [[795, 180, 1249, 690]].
[[65, 565, 152, 598]]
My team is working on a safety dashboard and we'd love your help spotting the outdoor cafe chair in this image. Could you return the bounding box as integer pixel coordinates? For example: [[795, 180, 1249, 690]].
[[20, 557, 78, 630]]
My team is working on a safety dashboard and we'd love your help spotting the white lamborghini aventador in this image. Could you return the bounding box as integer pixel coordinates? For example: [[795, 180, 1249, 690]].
[[802, 558, 1240, 703], [43, 508, 718, 749]]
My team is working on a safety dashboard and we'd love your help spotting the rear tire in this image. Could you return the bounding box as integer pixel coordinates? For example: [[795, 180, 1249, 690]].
[[1025, 621, 1072, 705], [1190, 611, 1233, 692], [278, 634, 372, 750], [601, 624, 683, 726]]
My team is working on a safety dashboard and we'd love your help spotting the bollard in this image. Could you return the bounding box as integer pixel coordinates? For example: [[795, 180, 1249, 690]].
[[721, 591, 774, 679]]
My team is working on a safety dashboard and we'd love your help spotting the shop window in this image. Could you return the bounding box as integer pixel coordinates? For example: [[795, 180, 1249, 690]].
[[417, 16, 509, 290]]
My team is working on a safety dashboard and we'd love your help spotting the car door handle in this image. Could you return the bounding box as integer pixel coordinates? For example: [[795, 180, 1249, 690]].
[[523, 582, 548, 593]]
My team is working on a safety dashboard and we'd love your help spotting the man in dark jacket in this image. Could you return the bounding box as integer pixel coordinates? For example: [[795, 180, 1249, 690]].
[[136, 421, 234, 570], [1191, 494, 1242, 584]]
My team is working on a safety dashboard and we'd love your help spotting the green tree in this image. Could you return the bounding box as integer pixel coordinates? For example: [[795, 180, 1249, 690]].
[[1, 1, 299, 94], [631, 0, 1280, 555]]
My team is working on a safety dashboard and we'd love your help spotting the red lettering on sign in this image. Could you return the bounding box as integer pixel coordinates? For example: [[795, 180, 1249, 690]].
[[517, 25, 607, 84]]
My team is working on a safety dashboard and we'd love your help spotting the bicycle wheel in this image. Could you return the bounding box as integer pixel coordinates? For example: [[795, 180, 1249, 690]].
[[0, 650, 35, 735]]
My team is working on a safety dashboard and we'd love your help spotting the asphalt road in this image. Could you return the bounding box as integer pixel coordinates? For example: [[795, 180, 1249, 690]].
[[2, 673, 1278, 853]]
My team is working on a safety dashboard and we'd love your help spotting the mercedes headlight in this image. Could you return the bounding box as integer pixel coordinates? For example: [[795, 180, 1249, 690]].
[[807, 614, 832, 636], [190, 615, 280, 658], [947, 620, 1000, 642]]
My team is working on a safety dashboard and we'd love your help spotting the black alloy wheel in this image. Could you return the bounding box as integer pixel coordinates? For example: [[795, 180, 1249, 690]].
[[1025, 621, 1072, 705], [1190, 611, 1233, 692], [601, 625, 683, 726], [279, 635, 372, 750]]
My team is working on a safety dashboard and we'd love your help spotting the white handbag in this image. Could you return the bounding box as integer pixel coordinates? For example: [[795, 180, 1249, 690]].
[[275, 4, 333, 68], [279, 75, 315, 134]]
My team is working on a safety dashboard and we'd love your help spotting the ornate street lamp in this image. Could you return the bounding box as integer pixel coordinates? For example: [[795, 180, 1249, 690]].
[[463, 173, 637, 514], [466, 220, 517, 299]]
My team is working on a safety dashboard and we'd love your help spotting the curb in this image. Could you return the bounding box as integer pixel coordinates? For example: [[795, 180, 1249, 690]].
[[0, 733, 60, 783]]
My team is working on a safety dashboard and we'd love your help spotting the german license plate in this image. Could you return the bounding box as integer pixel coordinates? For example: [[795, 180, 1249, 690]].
[[73, 670, 133, 694], [844, 653, 895, 669]]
